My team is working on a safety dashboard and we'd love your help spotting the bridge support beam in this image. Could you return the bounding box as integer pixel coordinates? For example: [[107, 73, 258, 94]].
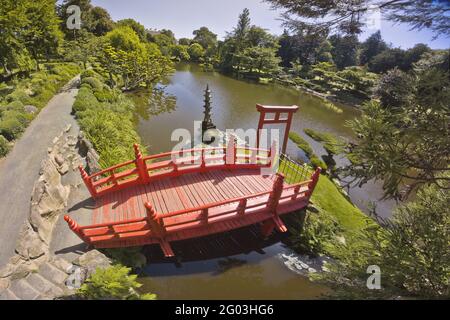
[[261, 173, 287, 237]]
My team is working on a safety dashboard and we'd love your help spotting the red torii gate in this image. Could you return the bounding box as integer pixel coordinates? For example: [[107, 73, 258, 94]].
[[256, 104, 299, 154]]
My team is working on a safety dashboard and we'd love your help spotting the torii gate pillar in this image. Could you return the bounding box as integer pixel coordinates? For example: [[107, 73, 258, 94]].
[[256, 104, 299, 154]]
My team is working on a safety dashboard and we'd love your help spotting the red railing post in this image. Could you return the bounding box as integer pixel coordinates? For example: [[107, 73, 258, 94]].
[[64, 215, 90, 244], [79, 165, 97, 199], [145, 202, 166, 237], [201, 208, 209, 225], [268, 173, 285, 214], [237, 199, 247, 215], [134, 144, 150, 184], [307, 167, 322, 199], [226, 136, 236, 166], [291, 185, 301, 200], [201, 148, 206, 169]]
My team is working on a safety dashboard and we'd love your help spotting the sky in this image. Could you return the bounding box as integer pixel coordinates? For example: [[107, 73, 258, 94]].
[[90, 0, 449, 49]]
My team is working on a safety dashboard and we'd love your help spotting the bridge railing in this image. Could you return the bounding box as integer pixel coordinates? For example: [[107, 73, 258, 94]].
[[80, 139, 277, 199], [65, 168, 321, 246]]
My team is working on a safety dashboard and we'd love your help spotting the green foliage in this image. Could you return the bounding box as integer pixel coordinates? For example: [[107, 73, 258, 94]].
[[219, 9, 280, 80], [103, 247, 147, 269], [171, 45, 190, 62], [344, 51, 449, 199], [81, 77, 103, 90], [288, 132, 313, 156], [310, 156, 328, 171], [0, 135, 10, 157], [285, 208, 341, 256], [304, 128, 343, 155], [375, 68, 414, 110], [77, 265, 157, 300], [0, 63, 80, 149], [73, 71, 144, 168], [98, 27, 173, 91], [58, 0, 114, 38], [188, 43, 205, 62], [192, 27, 218, 53], [281, 161, 371, 257], [317, 183, 449, 299]]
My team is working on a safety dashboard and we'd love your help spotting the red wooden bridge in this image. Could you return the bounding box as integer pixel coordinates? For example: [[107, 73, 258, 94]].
[[64, 141, 320, 257]]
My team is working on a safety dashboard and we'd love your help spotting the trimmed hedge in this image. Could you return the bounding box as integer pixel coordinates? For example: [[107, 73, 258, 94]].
[[73, 70, 144, 168]]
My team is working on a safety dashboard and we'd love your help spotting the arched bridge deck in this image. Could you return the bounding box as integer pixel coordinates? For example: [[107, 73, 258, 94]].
[[65, 142, 320, 257]]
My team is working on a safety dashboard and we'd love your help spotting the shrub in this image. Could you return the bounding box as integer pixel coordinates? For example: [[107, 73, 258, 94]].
[[81, 69, 97, 80], [81, 77, 103, 90], [0, 117, 25, 141], [77, 265, 157, 300], [289, 132, 313, 157], [0, 135, 10, 157], [72, 87, 100, 114], [310, 156, 328, 171], [304, 128, 343, 155]]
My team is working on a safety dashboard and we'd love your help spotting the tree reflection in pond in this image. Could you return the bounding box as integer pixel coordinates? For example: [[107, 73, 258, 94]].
[[128, 85, 177, 120]]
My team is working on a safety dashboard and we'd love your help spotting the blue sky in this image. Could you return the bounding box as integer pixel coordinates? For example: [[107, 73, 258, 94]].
[[91, 0, 449, 49]]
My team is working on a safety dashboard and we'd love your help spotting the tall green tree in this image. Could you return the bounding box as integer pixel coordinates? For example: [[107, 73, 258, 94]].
[[344, 51, 450, 199], [329, 34, 359, 70], [0, 0, 32, 74], [22, 0, 63, 70], [192, 27, 218, 52], [360, 31, 388, 65]]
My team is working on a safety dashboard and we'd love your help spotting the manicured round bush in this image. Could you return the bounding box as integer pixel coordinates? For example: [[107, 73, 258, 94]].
[[81, 77, 103, 90], [81, 69, 97, 80], [0, 117, 25, 141], [0, 135, 10, 157]]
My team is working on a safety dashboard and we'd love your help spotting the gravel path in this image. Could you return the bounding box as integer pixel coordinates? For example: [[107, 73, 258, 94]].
[[0, 77, 80, 266]]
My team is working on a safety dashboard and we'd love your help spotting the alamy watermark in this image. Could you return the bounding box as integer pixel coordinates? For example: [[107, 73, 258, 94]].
[[66, 5, 81, 30], [366, 265, 381, 290]]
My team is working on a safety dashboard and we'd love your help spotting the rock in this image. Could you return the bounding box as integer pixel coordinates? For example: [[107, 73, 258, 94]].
[[10, 261, 39, 281], [58, 163, 69, 175], [0, 264, 15, 279], [0, 278, 10, 293], [73, 250, 111, 276], [54, 154, 64, 166], [15, 227, 47, 260], [23, 105, 38, 114], [65, 266, 88, 290], [51, 258, 73, 274], [64, 124, 72, 133]]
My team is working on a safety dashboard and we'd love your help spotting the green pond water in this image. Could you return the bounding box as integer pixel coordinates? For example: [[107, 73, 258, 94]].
[[129, 63, 394, 299]]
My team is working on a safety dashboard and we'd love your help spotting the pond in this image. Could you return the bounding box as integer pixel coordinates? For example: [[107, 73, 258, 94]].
[[129, 63, 395, 299]]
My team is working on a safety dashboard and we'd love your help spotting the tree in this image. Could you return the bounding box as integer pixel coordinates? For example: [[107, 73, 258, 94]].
[[178, 38, 192, 46], [329, 34, 359, 70], [0, 0, 33, 74], [375, 68, 414, 110], [171, 45, 190, 61], [188, 43, 205, 62], [241, 46, 281, 75], [22, 0, 63, 70], [192, 27, 218, 51], [360, 31, 388, 65], [318, 182, 449, 299], [58, 1, 113, 38], [265, 0, 450, 37], [62, 31, 102, 69], [343, 51, 450, 199], [369, 48, 406, 73], [117, 19, 147, 42], [233, 8, 251, 48], [99, 26, 173, 91]]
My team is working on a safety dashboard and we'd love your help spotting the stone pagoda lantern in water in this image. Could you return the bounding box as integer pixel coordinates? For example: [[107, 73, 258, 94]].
[[202, 84, 217, 144]]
